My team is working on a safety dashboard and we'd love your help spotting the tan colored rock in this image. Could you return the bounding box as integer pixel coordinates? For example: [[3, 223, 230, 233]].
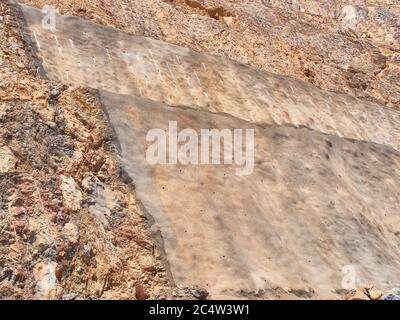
[[62, 222, 79, 244], [60, 176, 82, 212], [0, 146, 17, 173], [9, 206, 27, 217], [223, 16, 234, 26], [346, 289, 370, 300], [33, 91, 45, 100], [33, 262, 57, 299], [17, 93, 31, 101], [365, 284, 383, 300], [368, 288, 383, 300], [19, 0, 400, 108], [339, 5, 367, 30], [135, 283, 149, 300]]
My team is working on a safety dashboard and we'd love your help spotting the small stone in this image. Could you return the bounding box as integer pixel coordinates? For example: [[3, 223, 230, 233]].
[[47, 121, 57, 130], [62, 222, 79, 244], [368, 289, 383, 300], [62, 293, 78, 300], [135, 283, 149, 300], [0, 146, 17, 173], [33, 262, 57, 299], [10, 206, 27, 217], [345, 289, 370, 300], [383, 288, 400, 300], [384, 294, 400, 300], [82, 244, 94, 258], [363, 284, 382, 300], [48, 84, 61, 99], [223, 16, 235, 26], [17, 94, 31, 101], [61, 176, 82, 212], [191, 288, 209, 300], [34, 91, 45, 100], [81, 175, 94, 192], [15, 57, 25, 68]]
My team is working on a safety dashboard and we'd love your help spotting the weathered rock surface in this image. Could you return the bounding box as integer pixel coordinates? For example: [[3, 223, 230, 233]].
[[0, 2, 177, 299], [19, 0, 400, 108], [383, 287, 400, 300], [0, 146, 17, 173], [1, 0, 399, 300], [16, 4, 400, 154]]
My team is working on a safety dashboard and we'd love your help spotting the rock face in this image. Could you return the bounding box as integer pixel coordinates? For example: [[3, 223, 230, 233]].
[[0, 2, 174, 300], [1, 0, 400, 300], [99, 90, 400, 298], [60, 176, 82, 212], [16, 4, 400, 154], [19, 0, 400, 108]]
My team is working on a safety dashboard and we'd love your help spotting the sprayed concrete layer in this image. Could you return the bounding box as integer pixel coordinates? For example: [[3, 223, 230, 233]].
[[18, 3, 400, 152], [99, 90, 400, 298]]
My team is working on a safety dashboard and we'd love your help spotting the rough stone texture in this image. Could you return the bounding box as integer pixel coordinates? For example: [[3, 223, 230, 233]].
[[383, 287, 400, 300], [1, 0, 399, 300], [367, 288, 383, 300], [19, 0, 400, 108], [345, 289, 371, 300], [0, 2, 188, 299], [0, 146, 17, 173], [17, 5, 400, 153]]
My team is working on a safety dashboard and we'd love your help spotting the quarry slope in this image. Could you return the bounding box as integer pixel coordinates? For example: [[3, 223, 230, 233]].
[[1, 1, 399, 299], [17, 4, 400, 153], [0, 1, 187, 300], [101, 90, 400, 299], [19, 0, 400, 109]]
